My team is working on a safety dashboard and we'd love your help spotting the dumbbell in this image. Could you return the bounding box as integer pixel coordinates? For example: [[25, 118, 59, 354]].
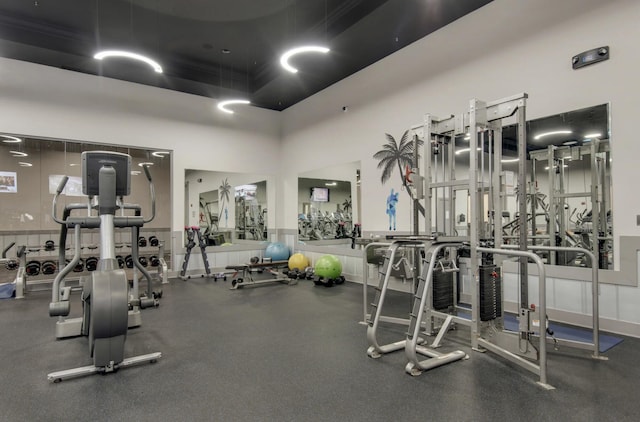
[[26, 260, 41, 276], [138, 256, 148, 267], [73, 259, 84, 273], [138, 237, 147, 247], [85, 256, 99, 272], [125, 255, 134, 268], [149, 236, 159, 247], [149, 256, 160, 267], [5, 259, 18, 271], [116, 255, 125, 269], [41, 260, 57, 275], [44, 240, 55, 251]]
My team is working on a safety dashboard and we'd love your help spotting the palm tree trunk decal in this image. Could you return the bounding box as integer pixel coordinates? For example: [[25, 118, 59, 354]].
[[373, 130, 425, 219], [218, 178, 231, 228]]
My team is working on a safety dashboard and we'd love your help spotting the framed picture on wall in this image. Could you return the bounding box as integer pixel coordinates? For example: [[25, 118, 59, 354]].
[[0, 171, 17, 193]]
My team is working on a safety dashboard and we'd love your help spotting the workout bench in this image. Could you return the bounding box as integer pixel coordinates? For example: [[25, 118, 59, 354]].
[[226, 260, 296, 289]]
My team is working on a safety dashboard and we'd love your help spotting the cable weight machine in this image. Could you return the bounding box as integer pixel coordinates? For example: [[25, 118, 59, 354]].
[[367, 94, 607, 388]]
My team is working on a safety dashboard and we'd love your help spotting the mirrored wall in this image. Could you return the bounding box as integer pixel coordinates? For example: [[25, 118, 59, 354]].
[[449, 104, 611, 269], [297, 161, 360, 243], [184, 170, 269, 244], [0, 132, 172, 280], [0, 134, 172, 231]]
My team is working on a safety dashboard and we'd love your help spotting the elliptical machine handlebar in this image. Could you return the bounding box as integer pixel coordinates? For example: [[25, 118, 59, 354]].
[[52, 176, 69, 225], [142, 164, 156, 224], [2, 242, 15, 259], [56, 175, 69, 194]]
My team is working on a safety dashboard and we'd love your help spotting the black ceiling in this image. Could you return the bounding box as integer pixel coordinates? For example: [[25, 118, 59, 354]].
[[0, 0, 492, 111]]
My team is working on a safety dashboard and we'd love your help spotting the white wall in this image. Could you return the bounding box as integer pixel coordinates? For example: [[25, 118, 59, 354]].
[[282, 0, 636, 237], [280, 0, 640, 335], [0, 57, 282, 236]]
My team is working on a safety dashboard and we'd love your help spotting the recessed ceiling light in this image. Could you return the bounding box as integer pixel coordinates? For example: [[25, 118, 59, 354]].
[[217, 99, 251, 114], [584, 132, 602, 139], [455, 147, 482, 155], [563, 141, 578, 146], [18, 162, 32, 167], [325, 182, 337, 186], [501, 158, 519, 163], [533, 130, 572, 140], [151, 151, 170, 158], [94, 50, 163, 73], [10, 151, 28, 157], [544, 165, 569, 170], [280, 46, 330, 73], [131, 170, 141, 176], [1, 135, 22, 143], [138, 162, 154, 167]]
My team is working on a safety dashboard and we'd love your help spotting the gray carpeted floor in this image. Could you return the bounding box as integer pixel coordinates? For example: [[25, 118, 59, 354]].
[[1, 278, 639, 421]]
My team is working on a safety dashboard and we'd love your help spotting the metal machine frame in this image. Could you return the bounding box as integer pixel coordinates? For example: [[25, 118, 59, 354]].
[[366, 93, 607, 389]]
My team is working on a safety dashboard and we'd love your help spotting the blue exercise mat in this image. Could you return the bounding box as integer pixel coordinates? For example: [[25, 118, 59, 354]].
[[0, 282, 15, 299], [454, 307, 622, 353]]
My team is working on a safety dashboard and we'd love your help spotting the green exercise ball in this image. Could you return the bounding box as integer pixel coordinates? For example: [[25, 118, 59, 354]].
[[314, 254, 342, 279]]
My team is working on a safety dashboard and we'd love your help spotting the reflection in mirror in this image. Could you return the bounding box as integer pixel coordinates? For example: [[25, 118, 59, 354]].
[[235, 180, 267, 241], [0, 133, 172, 283], [298, 162, 360, 243], [185, 170, 269, 244], [0, 134, 172, 231], [502, 104, 611, 269]]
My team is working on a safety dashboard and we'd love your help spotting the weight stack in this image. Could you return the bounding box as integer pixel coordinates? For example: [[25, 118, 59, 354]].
[[479, 265, 502, 321], [432, 264, 454, 311]]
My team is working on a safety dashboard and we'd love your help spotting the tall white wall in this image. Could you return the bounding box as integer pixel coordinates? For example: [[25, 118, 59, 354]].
[[280, 0, 640, 335], [0, 57, 282, 236]]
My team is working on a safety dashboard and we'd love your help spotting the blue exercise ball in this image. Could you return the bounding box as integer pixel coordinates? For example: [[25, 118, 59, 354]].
[[264, 242, 290, 261]]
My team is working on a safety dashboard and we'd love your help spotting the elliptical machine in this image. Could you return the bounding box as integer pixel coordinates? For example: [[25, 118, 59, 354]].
[[48, 151, 161, 382]]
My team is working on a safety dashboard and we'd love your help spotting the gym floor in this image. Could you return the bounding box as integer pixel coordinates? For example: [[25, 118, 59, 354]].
[[1, 278, 639, 421]]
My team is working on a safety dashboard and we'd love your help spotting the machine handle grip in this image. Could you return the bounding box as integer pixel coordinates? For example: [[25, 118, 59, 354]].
[[56, 176, 69, 194], [2, 242, 15, 258], [143, 165, 156, 223], [143, 164, 152, 182]]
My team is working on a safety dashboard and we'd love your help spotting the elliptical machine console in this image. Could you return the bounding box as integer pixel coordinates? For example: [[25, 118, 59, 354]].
[[47, 151, 161, 382]]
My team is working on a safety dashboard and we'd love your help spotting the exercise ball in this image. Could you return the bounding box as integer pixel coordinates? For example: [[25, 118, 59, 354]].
[[264, 242, 290, 261], [314, 255, 342, 279], [288, 253, 309, 270]]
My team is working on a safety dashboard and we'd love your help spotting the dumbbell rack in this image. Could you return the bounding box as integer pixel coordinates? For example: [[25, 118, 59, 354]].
[[8, 238, 170, 299]]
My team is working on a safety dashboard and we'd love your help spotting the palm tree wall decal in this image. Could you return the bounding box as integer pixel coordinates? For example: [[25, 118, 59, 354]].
[[372, 130, 425, 216], [218, 178, 231, 226]]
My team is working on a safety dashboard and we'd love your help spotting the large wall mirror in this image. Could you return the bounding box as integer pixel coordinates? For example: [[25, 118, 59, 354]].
[[0, 132, 172, 274], [435, 104, 611, 270], [184, 170, 269, 244], [297, 161, 360, 243], [503, 104, 611, 269]]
